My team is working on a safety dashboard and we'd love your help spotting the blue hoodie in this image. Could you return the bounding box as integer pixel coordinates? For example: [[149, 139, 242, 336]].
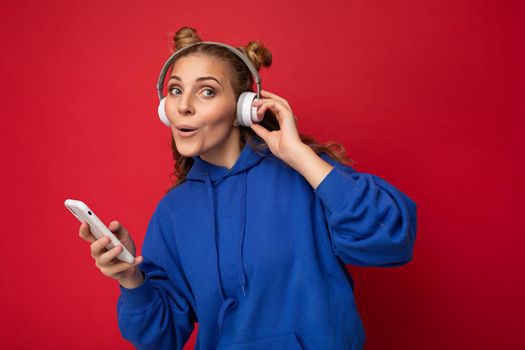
[[116, 140, 418, 350]]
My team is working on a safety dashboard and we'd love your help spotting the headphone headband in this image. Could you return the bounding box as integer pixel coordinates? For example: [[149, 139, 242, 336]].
[[156, 41, 262, 101]]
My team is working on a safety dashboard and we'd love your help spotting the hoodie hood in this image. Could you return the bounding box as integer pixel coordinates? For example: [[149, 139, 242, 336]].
[[186, 140, 267, 334], [187, 140, 266, 182]]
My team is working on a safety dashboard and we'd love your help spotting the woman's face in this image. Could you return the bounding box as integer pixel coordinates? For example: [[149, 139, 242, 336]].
[[164, 54, 240, 163]]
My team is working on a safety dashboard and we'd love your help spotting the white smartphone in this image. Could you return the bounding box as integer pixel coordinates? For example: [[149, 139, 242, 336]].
[[65, 199, 135, 263]]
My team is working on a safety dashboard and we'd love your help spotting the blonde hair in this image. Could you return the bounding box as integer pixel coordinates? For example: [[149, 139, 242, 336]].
[[165, 26, 355, 192]]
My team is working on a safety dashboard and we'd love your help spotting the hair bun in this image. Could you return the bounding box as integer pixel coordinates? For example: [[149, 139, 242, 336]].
[[240, 41, 272, 71], [173, 26, 202, 50]]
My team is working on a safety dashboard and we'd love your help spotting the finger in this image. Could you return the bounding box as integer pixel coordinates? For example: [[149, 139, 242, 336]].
[[255, 98, 298, 122], [255, 102, 270, 119], [253, 97, 286, 108], [260, 90, 291, 110], [260, 90, 289, 107], [90, 235, 111, 259], [252, 97, 286, 110], [253, 99, 281, 115], [254, 100, 287, 124], [79, 221, 97, 243], [101, 256, 143, 276], [98, 244, 123, 266], [108, 220, 127, 237], [108, 220, 120, 232]]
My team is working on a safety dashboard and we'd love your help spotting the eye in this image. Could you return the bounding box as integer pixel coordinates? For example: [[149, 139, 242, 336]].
[[168, 85, 181, 96], [202, 88, 215, 97]]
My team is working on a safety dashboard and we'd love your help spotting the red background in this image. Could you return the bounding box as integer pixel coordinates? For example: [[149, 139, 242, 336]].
[[1, 0, 524, 348]]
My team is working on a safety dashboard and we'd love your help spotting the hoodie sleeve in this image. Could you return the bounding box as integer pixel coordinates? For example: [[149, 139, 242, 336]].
[[314, 153, 418, 267], [116, 202, 196, 350]]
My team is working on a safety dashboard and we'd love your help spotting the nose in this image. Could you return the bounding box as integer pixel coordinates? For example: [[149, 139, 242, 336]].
[[178, 92, 194, 116]]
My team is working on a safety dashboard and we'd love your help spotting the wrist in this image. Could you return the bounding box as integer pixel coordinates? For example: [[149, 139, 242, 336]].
[[119, 268, 144, 289], [284, 143, 335, 190], [283, 143, 311, 169]]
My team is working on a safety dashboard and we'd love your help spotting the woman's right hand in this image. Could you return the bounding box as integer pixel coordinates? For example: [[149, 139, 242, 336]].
[[79, 220, 144, 289]]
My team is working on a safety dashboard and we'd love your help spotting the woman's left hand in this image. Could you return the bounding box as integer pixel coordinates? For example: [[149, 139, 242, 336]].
[[249, 90, 306, 163]]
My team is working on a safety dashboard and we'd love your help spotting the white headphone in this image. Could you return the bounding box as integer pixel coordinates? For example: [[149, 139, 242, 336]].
[[156, 41, 263, 127]]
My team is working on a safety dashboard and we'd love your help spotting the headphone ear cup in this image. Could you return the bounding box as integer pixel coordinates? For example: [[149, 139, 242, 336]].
[[158, 97, 171, 127], [236, 92, 262, 126]]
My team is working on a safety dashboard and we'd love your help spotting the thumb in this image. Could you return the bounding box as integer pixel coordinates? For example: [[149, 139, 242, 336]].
[[109, 220, 122, 233], [250, 123, 270, 142]]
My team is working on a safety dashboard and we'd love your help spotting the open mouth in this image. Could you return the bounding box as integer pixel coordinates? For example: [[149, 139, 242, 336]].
[[176, 128, 200, 138]]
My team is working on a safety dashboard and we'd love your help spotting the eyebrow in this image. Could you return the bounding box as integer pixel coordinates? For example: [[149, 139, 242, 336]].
[[168, 75, 222, 86]]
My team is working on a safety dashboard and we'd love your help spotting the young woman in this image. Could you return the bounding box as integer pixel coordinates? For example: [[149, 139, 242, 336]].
[[79, 26, 418, 350]]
